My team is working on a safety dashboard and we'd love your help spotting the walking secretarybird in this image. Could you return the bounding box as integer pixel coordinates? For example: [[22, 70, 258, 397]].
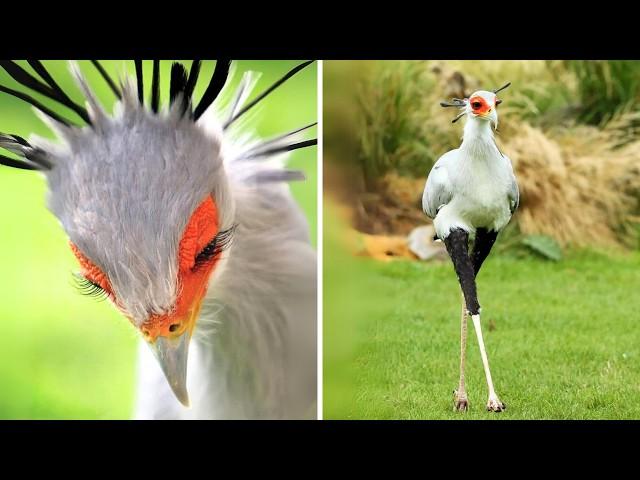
[[422, 83, 519, 413], [0, 60, 317, 419]]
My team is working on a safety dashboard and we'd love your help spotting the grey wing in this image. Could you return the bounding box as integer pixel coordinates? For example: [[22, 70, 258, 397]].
[[504, 154, 520, 214], [422, 154, 453, 219]]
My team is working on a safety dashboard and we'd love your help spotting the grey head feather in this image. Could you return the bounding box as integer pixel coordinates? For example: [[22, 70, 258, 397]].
[[38, 67, 230, 325], [68, 60, 109, 129]]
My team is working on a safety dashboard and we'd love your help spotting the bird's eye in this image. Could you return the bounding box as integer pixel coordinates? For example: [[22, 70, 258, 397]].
[[193, 226, 236, 269], [472, 101, 482, 110], [195, 237, 218, 265], [495, 98, 502, 106], [72, 274, 110, 301]]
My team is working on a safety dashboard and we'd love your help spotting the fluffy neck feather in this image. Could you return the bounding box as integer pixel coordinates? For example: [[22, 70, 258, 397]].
[[460, 116, 498, 159]]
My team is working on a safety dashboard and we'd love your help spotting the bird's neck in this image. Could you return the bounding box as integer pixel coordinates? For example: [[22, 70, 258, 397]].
[[190, 297, 287, 419], [460, 117, 497, 158]]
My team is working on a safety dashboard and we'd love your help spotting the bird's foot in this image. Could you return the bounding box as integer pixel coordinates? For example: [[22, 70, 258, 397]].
[[486, 393, 506, 412], [453, 389, 469, 412]]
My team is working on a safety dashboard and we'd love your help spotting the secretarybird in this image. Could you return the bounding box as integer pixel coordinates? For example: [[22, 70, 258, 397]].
[[422, 83, 519, 412], [0, 60, 317, 419]]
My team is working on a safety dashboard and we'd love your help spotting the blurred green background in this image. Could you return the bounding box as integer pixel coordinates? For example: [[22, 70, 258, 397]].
[[0, 60, 317, 419], [323, 60, 640, 419]]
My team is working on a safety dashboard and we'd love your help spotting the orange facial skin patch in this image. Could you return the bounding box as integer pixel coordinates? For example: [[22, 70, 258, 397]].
[[142, 196, 221, 340], [469, 95, 494, 116], [70, 242, 113, 297], [70, 195, 222, 342]]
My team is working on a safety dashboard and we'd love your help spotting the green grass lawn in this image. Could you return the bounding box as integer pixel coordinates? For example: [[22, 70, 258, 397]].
[[0, 60, 316, 419], [324, 214, 640, 419]]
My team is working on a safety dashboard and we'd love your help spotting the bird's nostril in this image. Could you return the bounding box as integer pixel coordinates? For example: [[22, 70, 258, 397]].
[[169, 323, 180, 333]]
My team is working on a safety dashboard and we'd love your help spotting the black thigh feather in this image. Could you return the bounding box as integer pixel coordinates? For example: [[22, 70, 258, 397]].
[[444, 229, 480, 315], [470, 228, 498, 276]]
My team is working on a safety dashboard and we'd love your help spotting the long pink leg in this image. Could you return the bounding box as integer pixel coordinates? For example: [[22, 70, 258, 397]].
[[454, 293, 469, 411], [470, 313, 506, 412]]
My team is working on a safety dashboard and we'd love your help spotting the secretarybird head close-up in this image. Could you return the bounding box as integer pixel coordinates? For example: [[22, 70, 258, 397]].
[[0, 60, 318, 419]]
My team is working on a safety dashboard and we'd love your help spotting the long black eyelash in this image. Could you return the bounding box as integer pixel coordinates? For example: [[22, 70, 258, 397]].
[[194, 225, 237, 267], [72, 273, 109, 301]]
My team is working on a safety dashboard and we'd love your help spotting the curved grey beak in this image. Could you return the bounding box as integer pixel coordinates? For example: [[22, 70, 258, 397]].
[[147, 332, 191, 407]]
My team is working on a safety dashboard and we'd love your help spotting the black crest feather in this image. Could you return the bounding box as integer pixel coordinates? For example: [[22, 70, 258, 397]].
[[27, 61, 68, 99], [193, 60, 231, 120], [0, 59, 319, 174], [170, 62, 188, 110], [151, 60, 160, 113], [0, 84, 74, 127], [224, 60, 314, 129], [90, 60, 121, 99], [134, 60, 144, 104], [0, 133, 52, 170], [0, 61, 91, 125], [184, 60, 201, 107]]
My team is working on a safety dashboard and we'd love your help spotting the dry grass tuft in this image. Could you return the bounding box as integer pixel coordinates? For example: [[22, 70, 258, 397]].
[[504, 122, 640, 247]]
